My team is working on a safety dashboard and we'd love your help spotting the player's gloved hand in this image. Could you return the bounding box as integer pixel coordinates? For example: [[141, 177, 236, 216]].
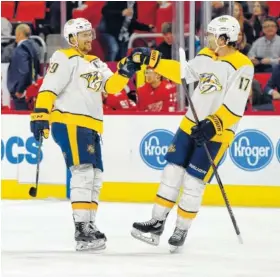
[[118, 57, 141, 78], [30, 108, 50, 141], [190, 115, 223, 146], [130, 47, 162, 69]]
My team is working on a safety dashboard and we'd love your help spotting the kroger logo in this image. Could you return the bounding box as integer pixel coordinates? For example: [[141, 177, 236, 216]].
[[140, 129, 174, 170], [229, 129, 274, 171], [276, 140, 280, 163]]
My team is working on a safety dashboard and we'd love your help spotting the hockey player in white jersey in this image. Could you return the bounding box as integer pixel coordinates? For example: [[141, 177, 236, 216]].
[[30, 18, 140, 251], [130, 15, 254, 252]]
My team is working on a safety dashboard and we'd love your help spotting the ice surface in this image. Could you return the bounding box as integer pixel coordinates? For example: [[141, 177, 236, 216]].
[[1, 201, 280, 277]]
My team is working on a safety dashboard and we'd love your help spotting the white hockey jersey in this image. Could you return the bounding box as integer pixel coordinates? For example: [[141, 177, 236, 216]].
[[36, 48, 128, 133], [155, 47, 254, 145]]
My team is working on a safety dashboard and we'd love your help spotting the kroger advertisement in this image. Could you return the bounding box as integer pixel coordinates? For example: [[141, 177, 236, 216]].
[[1, 115, 280, 189]]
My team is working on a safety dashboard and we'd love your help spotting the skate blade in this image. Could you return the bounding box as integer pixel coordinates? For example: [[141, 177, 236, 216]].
[[169, 244, 183, 254], [131, 228, 160, 246], [76, 239, 106, 252]]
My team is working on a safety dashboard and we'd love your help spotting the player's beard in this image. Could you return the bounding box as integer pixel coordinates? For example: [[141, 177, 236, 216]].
[[80, 42, 92, 54]]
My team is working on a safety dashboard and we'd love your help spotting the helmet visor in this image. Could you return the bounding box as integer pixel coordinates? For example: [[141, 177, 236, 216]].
[[77, 29, 96, 41]]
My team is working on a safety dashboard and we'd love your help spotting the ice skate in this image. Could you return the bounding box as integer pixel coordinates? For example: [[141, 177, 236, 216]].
[[75, 222, 106, 251], [131, 218, 165, 246], [168, 227, 188, 253], [89, 221, 107, 242]]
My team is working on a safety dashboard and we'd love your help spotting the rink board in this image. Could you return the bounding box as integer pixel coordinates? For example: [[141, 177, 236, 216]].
[[1, 114, 280, 207]]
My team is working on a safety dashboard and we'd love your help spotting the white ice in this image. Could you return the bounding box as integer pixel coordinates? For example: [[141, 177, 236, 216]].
[[1, 201, 280, 277]]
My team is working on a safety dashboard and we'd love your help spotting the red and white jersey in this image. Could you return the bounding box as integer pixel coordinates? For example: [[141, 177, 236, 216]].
[[103, 89, 137, 110], [137, 80, 177, 112]]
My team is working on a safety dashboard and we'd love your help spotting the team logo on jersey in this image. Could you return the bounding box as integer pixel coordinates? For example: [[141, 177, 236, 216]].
[[140, 129, 174, 170], [80, 71, 103, 92], [87, 144, 95, 154], [199, 73, 222, 94], [229, 129, 274, 171]]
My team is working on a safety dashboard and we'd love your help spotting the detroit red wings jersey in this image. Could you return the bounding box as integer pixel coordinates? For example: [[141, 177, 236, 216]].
[[137, 80, 177, 112], [103, 89, 137, 110]]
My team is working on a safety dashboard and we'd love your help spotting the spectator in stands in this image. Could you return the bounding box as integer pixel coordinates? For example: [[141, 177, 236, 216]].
[[236, 31, 251, 55], [49, 1, 79, 34], [250, 1, 269, 40], [211, 2, 226, 18], [7, 24, 40, 110], [248, 17, 280, 73], [156, 22, 198, 60], [264, 64, 280, 100], [156, 22, 173, 59], [234, 2, 254, 44], [99, 1, 154, 61], [137, 67, 176, 112], [1, 17, 15, 63], [1, 17, 12, 44], [236, 1, 250, 18]]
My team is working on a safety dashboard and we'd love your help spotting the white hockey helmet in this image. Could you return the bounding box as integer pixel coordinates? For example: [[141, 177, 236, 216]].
[[207, 15, 240, 43], [63, 18, 93, 45]]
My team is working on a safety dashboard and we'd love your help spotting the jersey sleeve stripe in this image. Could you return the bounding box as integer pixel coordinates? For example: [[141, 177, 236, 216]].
[[215, 104, 242, 129], [223, 104, 242, 118], [36, 90, 57, 112]]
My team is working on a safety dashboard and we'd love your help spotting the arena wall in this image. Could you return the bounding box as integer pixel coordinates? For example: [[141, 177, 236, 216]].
[[1, 114, 280, 207]]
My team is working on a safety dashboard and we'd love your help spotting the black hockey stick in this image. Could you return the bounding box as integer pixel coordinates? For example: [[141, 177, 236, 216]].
[[29, 133, 43, 197], [179, 48, 243, 244]]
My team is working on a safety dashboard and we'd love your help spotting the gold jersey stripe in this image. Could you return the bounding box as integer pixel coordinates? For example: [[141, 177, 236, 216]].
[[215, 104, 242, 129], [66, 125, 80, 166], [36, 90, 57, 113], [51, 110, 103, 133], [154, 59, 181, 84], [177, 206, 198, 219], [203, 141, 229, 182], [155, 194, 175, 208], [105, 72, 129, 94], [72, 202, 91, 210], [91, 202, 98, 210]]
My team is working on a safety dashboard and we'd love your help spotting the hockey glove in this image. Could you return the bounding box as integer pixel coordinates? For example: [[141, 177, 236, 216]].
[[118, 57, 141, 78], [30, 108, 50, 141], [130, 47, 162, 69], [190, 115, 223, 147]]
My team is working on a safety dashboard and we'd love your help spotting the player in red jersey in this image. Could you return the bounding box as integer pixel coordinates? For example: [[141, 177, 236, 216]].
[[103, 89, 137, 110], [137, 67, 177, 112]]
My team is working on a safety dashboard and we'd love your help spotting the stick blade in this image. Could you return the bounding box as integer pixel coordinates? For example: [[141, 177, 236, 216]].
[[179, 47, 186, 79], [237, 234, 244, 244], [29, 187, 37, 197]]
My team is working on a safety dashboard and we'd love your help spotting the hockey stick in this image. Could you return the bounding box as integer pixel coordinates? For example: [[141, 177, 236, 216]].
[[29, 133, 43, 197], [179, 47, 243, 244]]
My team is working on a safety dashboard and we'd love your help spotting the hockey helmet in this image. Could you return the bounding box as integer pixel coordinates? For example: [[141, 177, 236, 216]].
[[64, 18, 95, 45], [207, 15, 240, 43]]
